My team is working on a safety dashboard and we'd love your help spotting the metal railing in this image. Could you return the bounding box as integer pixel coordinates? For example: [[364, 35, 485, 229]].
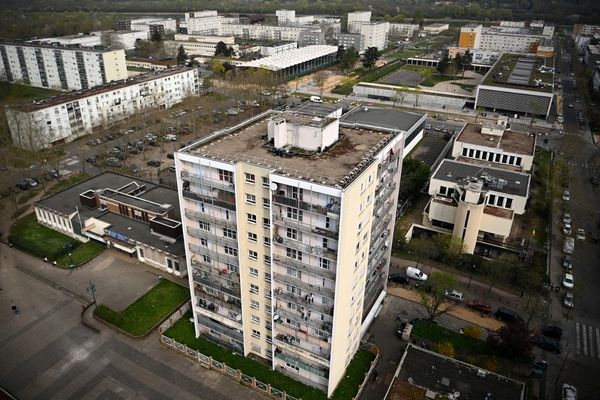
[[189, 243, 239, 266], [272, 272, 334, 298], [184, 209, 237, 229], [192, 272, 241, 298], [181, 171, 235, 193], [272, 254, 335, 279], [191, 260, 240, 284], [272, 289, 333, 316], [272, 194, 340, 216], [183, 190, 236, 211], [187, 226, 238, 247]]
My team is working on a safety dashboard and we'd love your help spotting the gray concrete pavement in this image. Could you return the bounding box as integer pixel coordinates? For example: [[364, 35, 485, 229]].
[[0, 243, 266, 400]]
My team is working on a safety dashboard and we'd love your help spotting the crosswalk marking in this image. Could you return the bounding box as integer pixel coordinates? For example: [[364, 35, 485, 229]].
[[575, 323, 600, 360], [582, 324, 588, 356], [589, 327, 595, 358], [596, 328, 600, 360], [576, 323, 581, 354]]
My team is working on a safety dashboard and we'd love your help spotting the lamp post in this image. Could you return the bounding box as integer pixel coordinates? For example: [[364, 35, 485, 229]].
[[86, 280, 97, 308]]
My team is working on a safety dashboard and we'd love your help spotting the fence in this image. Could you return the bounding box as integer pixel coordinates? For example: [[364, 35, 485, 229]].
[[353, 342, 380, 400]]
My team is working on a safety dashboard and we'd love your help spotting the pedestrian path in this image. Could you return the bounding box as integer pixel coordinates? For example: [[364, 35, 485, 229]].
[[575, 322, 600, 359]]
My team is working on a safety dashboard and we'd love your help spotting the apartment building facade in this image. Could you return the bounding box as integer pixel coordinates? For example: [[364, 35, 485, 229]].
[[175, 109, 403, 396], [6, 67, 199, 150], [108, 30, 149, 50], [347, 11, 372, 33], [166, 35, 239, 57], [388, 23, 420, 39], [358, 22, 390, 51], [458, 22, 554, 55], [0, 40, 126, 90]]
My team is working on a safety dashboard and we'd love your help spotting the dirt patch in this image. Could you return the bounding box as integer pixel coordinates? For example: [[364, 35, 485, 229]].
[[381, 69, 424, 86]]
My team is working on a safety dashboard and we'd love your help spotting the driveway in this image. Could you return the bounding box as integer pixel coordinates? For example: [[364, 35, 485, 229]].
[[0, 243, 265, 400]]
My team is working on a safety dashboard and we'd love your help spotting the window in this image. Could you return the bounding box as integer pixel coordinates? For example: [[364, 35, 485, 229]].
[[225, 262, 239, 274], [218, 169, 233, 183], [250, 284, 259, 294], [488, 194, 496, 205], [200, 237, 208, 246], [286, 248, 302, 261], [262, 198, 270, 208], [138, 247, 144, 258], [320, 258, 330, 270], [286, 207, 298, 220], [248, 232, 257, 242], [250, 299, 259, 309], [249, 250, 258, 260], [245, 173, 256, 183], [286, 228, 298, 240], [246, 193, 256, 205], [291, 187, 302, 200], [264, 272, 271, 283], [224, 245, 237, 256], [322, 238, 329, 249], [262, 177, 270, 188], [222, 228, 237, 239], [462, 147, 468, 156], [199, 221, 210, 231], [505, 198, 513, 209], [249, 267, 259, 277], [251, 344, 261, 353], [264, 255, 271, 265], [263, 217, 270, 228], [202, 255, 211, 264], [251, 315, 260, 324], [263, 237, 271, 247], [439, 186, 447, 195], [251, 329, 261, 338], [247, 213, 257, 224], [266, 335, 273, 344]]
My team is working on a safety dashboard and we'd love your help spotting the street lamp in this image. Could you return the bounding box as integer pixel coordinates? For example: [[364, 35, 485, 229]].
[[86, 280, 97, 308]]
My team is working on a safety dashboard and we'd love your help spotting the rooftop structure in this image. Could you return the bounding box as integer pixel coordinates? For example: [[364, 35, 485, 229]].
[[238, 45, 337, 78], [386, 344, 525, 400]]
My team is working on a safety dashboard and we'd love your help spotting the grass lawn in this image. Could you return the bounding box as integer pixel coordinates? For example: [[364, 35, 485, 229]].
[[0, 82, 61, 103], [164, 312, 375, 400], [48, 173, 90, 194], [95, 279, 190, 336], [56, 240, 105, 267], [412, 320, 494, 356], [9, 213, 81, 260]]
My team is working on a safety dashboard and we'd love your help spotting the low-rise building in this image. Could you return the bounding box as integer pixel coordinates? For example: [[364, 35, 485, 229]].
[[475, 54, 554, 118], [388, 23, 420, 40], [347, 11, 372, 33], [166, 35, 239, 57], [260, 42, 297, 56], [35, 172, 186, 276], [126, 57, 177, 70], [0, 39, 127, 91], [108, 30, 149, 50], [423, 23, 449, 35], [385, 344, 525, 400], [6, 67, 199, 150], [34, 33, 103, 47], [337, 33, 364, 52]]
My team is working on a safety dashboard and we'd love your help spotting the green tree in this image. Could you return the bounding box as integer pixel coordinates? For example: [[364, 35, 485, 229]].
[[340, 47, 359, 71], [487, 321, 532, 359], [150, 30, 162, 42], [312, 71, 329, 97], [214, 41, 229, 57], [435, 342, 455, 358], [176, 45, 188, 66], [362, 47, 379, 70], [227, 46, 236, 58], [433, 234, 465, 266], [398, 157, 430, 202], [210, 60, 226, 76], [417, 271, 457, 321], [336, 45, 345, 61], [437, 54, 450, 75]]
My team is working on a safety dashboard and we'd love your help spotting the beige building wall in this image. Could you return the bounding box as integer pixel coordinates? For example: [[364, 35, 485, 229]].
[[102, 50, 128, 82], [234, 162, 274, 360], [327, 162, 378, 396], [452, 194, 486, 254]]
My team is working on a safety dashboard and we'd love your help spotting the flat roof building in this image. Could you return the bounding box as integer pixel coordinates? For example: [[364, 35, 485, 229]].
[[175, 108, 404, 396], [35, 172, 186, 276]]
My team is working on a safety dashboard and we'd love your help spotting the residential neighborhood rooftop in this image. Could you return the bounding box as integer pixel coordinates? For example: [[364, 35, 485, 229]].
[[456, 122, 536, 155], [340, 106, 425, 132], [482, 53, 554, 93], [239, 45, 338, 71]]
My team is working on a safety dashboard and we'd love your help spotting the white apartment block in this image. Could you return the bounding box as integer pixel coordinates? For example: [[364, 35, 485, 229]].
[[347, 11, 371, 33], [276, 9, 296, 25], [175, 109, 403, 396], [220, 24, 320, 43], [108, 30, 148, 50], [459, 21, 554, 54], [358, 22, 390, 51], [121, 18, 177, 37], [185, 10, 218, 22], [166, 38, 239, 57], [0, 40, 126, 90], [187, 15, 223, 35], [35, 33, 103, 47], [388, 23, 420, 39], [423, 23, 449, 35], [6, 67, 199, 150]]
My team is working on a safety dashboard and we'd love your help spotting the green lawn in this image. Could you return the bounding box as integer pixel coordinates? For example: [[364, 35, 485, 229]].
[[48, 173, 90, 194], [0, 82, 61, 103], [9, 213, 81, 260], [164, 312, 375, 400], [95, 279, 190, 336], [412, 320, 494, 356], [56, 240, 105, 267]]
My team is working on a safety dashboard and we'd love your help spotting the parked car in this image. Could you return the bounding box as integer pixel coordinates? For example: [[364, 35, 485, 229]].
[[562, 190, 570, 201], [146, 160, 161, 167], [467, 299, 492, 314], [542, 325, 563, 341], [388, 273, 410, 284], [562, 255, 572, 269], [561, 383, 577, 400], [15, 181, 30, 191], [168, 164, 176, 173], [563, 292, 574, 308], [576, 228, 585, 240], [167, 153, 175, 159], [495, 307, 523, 323], [406, 267, 428, 281], [562, 225, 572, 235], [444, 289, 464, 302], [24, 178, 39, 188], [531, 335, 561, 354], [562, 273, 574, 289], [130, 164, 140, 174], [106, 157, 122, 168]]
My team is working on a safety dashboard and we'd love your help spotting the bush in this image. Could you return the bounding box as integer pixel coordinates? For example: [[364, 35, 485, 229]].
[[463, 326, 481, 340], [436, 342, 455, 358], [482, 357, 499, 372], [332, 79, 357, 95], [361, 61, 403, 83]]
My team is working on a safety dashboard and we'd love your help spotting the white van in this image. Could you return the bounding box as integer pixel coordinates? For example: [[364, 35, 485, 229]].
[[165, 134, 177, 142], [406, 267, 428, 281], [310, 95, 323, 103]]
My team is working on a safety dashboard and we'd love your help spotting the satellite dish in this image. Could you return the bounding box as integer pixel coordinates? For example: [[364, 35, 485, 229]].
[[270, 182, 279, 191]]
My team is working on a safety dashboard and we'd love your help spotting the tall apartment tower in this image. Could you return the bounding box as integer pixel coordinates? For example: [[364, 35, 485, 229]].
[[175, 109, 403, 396]]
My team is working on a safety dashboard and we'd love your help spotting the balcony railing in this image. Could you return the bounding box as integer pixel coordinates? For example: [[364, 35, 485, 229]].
[[181, 171, 235, 193], [194, 285, 242, 314], [274, 348, 329, 378], [192, 272, 241, 298], [273, 234, 338, 259], [187, 226, 238, 247], [273, 272, 334, 299], [272, 214, 339, 241], [189, 243, 239, 266], [272, 287, 334, 316], [183, 189, 236, 211], [191, 259, 240, 284], [273, 331, 331, 362], [184, 209, 236, 229], [274, 321, 331, 349], [197, 315, 243, 342], [274, 306, 333, 334], [272, 254, 335, 279], [272, 194, 340, 216]]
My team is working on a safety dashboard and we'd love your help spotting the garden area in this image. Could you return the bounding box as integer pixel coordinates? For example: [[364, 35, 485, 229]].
[[9, 213, 92, 262], [164, 311, 376, 400], [55, 240, 105, 267], [95, 278, 190, 337]]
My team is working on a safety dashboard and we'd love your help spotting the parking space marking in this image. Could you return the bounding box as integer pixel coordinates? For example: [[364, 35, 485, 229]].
[[596, 328, 600, 359], [582, 324, 588, 356], [589, 326, 595, 358], [576, 323, 581, 354]]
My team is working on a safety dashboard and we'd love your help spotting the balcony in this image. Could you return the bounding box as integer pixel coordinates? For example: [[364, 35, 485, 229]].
[[197, 315, 243, 343], [194, 285, 242, 314], [187, 226, 238, 247], [181, 171, 235, 193], [273, 331, 331, 362], [192, 272, 241, 298], [274, 322, 331, 350], [184, 208, 236, 229], [272, 214, 339, 241], [272, 254, 335, 279], [183, 189, 236, 211], [273, 234, 338, 259], [272, 194, 340, 216], [191, 259, 240, 284], [188, 243, 239, 266], [272, 288, 334, 316], [274, 306, 333, 334], [375, 182, 397, 208], [272, 272, 334, 299], [274, 348, 329, 378]]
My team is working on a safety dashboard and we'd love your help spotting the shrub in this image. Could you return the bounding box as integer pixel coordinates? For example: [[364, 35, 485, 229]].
[[482, 357, 499, 372], [463, 326, 481, 340], [436, 342, 455, 358]]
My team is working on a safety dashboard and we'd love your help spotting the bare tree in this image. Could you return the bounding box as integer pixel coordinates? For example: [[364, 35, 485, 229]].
[[416, 271, 458, 321], [312, 71, 329, 97]]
